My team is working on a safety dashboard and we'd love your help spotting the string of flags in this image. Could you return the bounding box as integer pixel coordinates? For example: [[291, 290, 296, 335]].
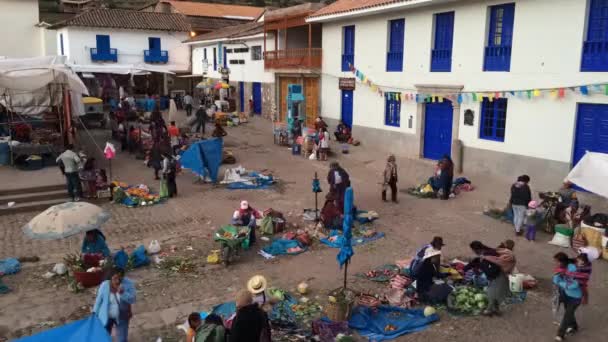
[[348, 63, 608, 103]]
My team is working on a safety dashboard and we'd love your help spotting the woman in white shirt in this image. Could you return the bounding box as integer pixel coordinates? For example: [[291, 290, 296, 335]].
[[318, 128, 330, 161]]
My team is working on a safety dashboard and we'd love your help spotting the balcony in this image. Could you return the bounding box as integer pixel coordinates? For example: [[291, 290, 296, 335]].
[[264, 48, 322, 69], [581, 41, 608, 72], [483, 45, 512, 72], [430, 49, 452, 72], [90, 48, 117, 62], [144, 50, 168, 64]]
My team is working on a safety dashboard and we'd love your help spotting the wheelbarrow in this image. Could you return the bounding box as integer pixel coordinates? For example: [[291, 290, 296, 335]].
[[213, 225, 250, 266]]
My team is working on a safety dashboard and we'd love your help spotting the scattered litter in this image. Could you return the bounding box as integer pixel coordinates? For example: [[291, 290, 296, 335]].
[[52, 263, 67, 275], [258, 250, 275, 260], [261, 236, 270, 242], [148, 240, 161, 254], [42, 272, 56, 279], [7, 202, 15, 207], [186, 246, 194, 251]]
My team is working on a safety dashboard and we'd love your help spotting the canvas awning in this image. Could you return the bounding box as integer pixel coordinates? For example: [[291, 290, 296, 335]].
[[68, 63, 178, 75], [565, 152, 608, 199]]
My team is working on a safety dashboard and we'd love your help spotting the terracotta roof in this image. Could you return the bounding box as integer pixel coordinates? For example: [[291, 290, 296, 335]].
[[51, 9, 191, 31], [186, 21, 263, 43], [160, 0, 265, 20], [265, 3, 326, 22], [187, 16, 251, 32], [309, 0, 416, 19]]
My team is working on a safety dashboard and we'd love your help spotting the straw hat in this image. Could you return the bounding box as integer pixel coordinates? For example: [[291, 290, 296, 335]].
[[422, 247, 442, 260], [247, 275, 267, 294]]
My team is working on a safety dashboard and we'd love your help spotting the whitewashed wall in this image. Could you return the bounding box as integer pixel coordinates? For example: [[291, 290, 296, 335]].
[[320, 0, 607, 164], [0, 0, 42, 58], [191, 36, 274, 83], [58, 27, 190, 72]]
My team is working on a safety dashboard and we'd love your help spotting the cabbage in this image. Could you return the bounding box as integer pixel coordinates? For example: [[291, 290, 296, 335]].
[[474, 294, 487, 302]]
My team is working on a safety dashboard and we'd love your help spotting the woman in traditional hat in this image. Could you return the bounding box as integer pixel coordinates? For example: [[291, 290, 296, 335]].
[[230, 289, 271, 342], [232, 201, 262, 244], [247, 275, 268, 306]]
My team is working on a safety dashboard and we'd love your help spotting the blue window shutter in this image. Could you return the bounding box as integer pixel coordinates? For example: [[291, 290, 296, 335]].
[[480, 97, 508, 141], [342, 26, 355, 71], [431, 12, 454, 72], [387, 19, 405, 72], [582, 0, 608, 71], [59, 33, 64, 56], [484, 3, 515, 71], [96, 35, 110, 53], [204, 48, 207, 60], [148, 37, 161, 51], [213, 47, 217, 70]]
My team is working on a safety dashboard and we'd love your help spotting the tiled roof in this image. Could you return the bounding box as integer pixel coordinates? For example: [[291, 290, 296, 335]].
[[187, 16, 250, 32], [161, 0, 265, 20], [51, 9, 191, 31], [309, 0, 415, 19], [186, 21, 263, 43], [265, 3, 326, 22]]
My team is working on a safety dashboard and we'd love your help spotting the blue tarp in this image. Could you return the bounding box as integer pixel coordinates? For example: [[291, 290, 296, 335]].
[[320, 230, 386, 249], [262, 239, 307, 256], [14, 315, 111, 342], [0, 258, 20, 275], [180, 138, 223, 182], [349, 306, 438, 341], [211, 302, 236, 321], [226, 172, 275, 190]]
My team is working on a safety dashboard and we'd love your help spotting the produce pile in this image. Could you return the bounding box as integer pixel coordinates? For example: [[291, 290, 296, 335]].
[[112, 182, 161, 207], [447, 286, 489, 315]]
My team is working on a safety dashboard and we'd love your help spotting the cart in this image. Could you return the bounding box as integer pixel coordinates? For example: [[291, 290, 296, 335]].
[[213, 225, 250, 266], [81, 97, 106, 128]]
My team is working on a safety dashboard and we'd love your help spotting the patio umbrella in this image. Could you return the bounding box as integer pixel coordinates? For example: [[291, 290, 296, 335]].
[[22, 202, 110, 240], [337, 187, 354, 288]]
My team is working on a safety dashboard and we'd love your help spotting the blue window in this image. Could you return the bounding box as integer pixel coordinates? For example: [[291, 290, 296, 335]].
[[480, 97, 508, 141], [204, 48, 207, 61], [59, 33, 64, 56], [582, 0, 608, 71], [144, 37, 168, 63], [431, 11, 454, 72], [213, 47, 217, 71], [387, 19, 405, 72], [91, 35, 117, 62], [484, 3, 515, 71], [385, 93, 401, 127], [342, 25, 355, 71]]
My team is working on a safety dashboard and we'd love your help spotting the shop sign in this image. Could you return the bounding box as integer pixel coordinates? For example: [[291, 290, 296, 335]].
[[339, 77, 356, 90]]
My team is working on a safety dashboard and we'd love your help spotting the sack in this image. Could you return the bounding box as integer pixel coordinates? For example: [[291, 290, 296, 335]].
[[52, 263, 67, 275], [131, 245, 150, 268], [159, 179, 169, 198], [548, 232, 571, 248], [260, 216, 274, 235], [148, 240, 161, 254], [114, 250, 129, 270], [309, 153, 316, 160]]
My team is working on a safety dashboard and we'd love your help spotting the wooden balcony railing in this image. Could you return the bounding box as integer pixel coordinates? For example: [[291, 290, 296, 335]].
[[264, 48, 322, 69]]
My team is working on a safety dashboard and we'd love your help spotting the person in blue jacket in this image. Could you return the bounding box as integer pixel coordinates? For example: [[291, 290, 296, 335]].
[[82, 229, 110, 257], [94, 269, 136, 342], [553, 263, 583, 341]]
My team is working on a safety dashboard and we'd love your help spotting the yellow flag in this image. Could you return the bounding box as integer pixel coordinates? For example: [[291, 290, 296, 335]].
[[487, 93, 494, 101], [550, 89, 558, 99], [533, 89, 541, 97], [396, 93, 401, 101], [438, 96, 444, 103], [371, 85, 377, 92]]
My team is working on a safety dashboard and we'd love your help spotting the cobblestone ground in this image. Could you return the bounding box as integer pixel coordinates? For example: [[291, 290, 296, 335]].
[[1, 114, 607, 341]]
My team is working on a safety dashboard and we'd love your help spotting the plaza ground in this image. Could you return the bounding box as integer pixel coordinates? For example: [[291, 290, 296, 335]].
[[0, 112, 607, 341]]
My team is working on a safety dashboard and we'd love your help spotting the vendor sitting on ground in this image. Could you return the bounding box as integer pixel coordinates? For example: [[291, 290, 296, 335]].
[[212, 122, 227, 138], [321, 192, 343, 230], [558, 200, 589, 229], [81, 229, 110, 257], [232, 201, 262, 245], [334, 121, 351, 143], [415, 248, 452, 304]]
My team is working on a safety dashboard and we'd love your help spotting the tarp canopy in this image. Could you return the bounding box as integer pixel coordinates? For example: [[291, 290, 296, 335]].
[[0, 56, 88, 94], [566, 152, 608, 199], [14, 315, 111, 342], [69, 63, 177, 75], [180, 138, 223, 182]]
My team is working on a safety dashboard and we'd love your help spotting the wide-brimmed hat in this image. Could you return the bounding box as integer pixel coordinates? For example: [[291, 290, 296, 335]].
[[247, 275, 267, 294], [240, 200, 249, 210], [423, 247, 442, 260]]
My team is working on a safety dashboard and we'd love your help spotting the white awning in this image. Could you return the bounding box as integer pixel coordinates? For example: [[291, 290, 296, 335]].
[[0, 56, 88, 94], [68, 63, 179, 75], [566, 152, 608, 199]]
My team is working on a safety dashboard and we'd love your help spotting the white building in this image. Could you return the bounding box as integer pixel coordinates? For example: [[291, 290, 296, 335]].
[[0, 0, 45, 58], [187, 22, 274, 115], [309, 0, 608, 186]]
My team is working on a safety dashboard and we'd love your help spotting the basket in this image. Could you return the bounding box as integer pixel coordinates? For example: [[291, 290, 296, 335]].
[[325, 288, 355, 322], [73, 270, 104, 288]]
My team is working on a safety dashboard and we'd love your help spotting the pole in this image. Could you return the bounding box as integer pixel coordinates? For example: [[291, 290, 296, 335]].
[[343, 260, 348, 289], [314, 171, 319, 222], [109, 158, 113, 183]]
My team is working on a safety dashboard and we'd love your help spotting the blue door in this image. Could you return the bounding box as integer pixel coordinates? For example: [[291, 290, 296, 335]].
[[341, 90, 353, 128], [573, 103, 608, 166], [252, 82, 262, 114], [424, 100, 453, 160], [96, 35, 110, 53], [239, 82, 245, 112]]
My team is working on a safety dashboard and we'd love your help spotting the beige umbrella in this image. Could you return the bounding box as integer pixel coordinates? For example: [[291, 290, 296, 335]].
[[22, 202, 110, 240]]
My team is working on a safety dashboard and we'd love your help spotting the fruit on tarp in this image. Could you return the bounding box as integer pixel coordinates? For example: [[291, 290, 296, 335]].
[[297, 282, 309, 295], [424, 306, 436, 317]]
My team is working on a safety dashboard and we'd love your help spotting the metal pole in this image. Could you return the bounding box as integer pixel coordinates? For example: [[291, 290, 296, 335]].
[[343, 260, 348, 289], [314, 171, 319, 222]]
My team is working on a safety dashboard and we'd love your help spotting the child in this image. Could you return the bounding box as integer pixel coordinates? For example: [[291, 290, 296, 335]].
[[186, 312, 201, 342], [552, 252, 571, 325], [524, 200, 539, 241], [318, 127, 329, 161], [168, 121, 180, 155], [572, 253, 592, 305], [553, 263, 583, 341]]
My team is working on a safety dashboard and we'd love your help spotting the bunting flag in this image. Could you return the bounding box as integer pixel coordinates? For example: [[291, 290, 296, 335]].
[[533, 89, 541, 97], [605, 85, 608, 95], [558, 88, 565, 99], [472, 93, 478, 102], [494, 92, 500, 99], [550, 89, 558, 99], [527, 90, 532, 99], [580, 86, 589, 95]]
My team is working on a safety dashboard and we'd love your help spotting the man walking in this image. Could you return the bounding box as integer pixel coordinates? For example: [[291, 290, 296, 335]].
[[56, 144, 82, 201], [195, 105, 206, 135], [184, 93, 193, 117]]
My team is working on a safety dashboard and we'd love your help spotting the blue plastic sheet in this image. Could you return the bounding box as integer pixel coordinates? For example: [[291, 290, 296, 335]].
[[211, 302, 236, 321], [113, 250, 128, 270], [349, 306, 438, 341], [181, 138, 223, 182], [131, 245, 150, 268], [320, 231, 386, 249], [14, 315, 111, 342], [262, 239, 307, 256], [0, 258, 20, 275], [226, 172, 275, 190]]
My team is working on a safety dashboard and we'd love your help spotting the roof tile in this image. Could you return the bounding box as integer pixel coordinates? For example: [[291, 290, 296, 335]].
[[161, 0, 265, 20], [186, 21, 263, 43], [309, 0, 414, 19], [52, 9, 191, 31]]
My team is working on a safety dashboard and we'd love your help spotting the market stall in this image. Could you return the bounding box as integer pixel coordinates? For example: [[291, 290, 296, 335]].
[[0, 56, 88, 168]]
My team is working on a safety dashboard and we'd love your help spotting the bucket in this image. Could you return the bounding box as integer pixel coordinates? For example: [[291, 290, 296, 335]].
[[509, 273, 525, 293]]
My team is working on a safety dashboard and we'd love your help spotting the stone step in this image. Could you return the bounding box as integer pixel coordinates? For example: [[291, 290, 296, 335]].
[[0, 184, 65, 197], [0, 198, 68, 216], [0, 189, 68, 205]]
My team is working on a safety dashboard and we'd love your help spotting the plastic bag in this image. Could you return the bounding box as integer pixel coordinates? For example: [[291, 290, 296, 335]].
[[148, 240, 161, 254], [309, 153, 316, 160], [52, 263, 67, 275], [207, 250, 220, 264], [0, 258, 21, 275], [114, 250, 129, 270], [548, 232, 571, 248], [131, 245, 150, 268]]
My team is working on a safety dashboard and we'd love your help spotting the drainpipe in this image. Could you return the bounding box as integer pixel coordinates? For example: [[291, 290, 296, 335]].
[[452, 139, 463, 174]]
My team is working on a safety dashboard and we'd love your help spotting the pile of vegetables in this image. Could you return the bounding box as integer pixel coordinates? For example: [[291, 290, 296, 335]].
[[448, 286, 488, 315]]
